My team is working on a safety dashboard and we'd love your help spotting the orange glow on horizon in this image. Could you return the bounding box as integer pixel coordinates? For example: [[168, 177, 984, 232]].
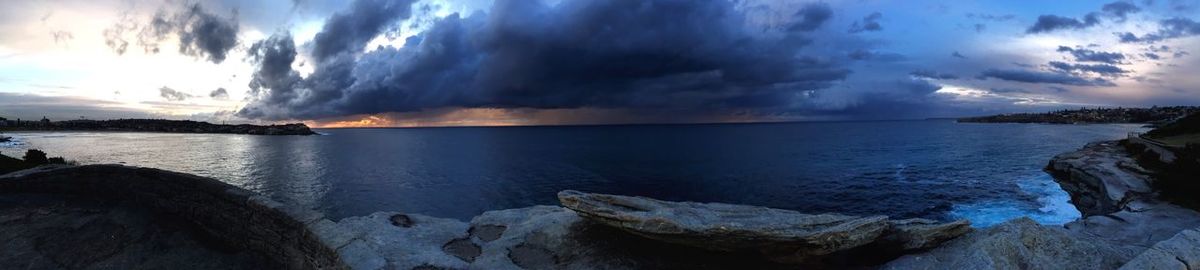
[[304, 108, 806, 128]]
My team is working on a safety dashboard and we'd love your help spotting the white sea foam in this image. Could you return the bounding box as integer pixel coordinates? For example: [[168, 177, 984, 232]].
[[949, 174, 1081, 227], [893, 164, 908, 181], [0, 136, 24, 148]]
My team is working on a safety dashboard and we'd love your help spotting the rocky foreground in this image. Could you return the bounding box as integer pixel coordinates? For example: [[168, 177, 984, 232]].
[[2, 139, 1199, 269]]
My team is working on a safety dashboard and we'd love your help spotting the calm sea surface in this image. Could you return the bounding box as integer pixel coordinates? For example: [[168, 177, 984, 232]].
[[0, 120, 1145, 226]]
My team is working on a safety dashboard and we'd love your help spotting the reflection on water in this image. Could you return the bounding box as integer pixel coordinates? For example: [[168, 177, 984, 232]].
[[0, 120, 1145, 225]]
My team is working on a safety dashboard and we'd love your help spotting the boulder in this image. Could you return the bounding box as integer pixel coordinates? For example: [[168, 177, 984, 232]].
[[884, 218, 1138, 270], [557, 190, 970, 263]]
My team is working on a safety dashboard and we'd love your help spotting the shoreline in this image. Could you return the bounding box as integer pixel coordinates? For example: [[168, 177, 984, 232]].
[[0, 119, 317, 135], [2, 137, 1197, 269]]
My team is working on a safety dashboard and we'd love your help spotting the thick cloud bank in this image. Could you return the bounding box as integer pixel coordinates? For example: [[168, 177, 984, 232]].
[[238, 0, 849, 120], [104, 3, 239, 63]]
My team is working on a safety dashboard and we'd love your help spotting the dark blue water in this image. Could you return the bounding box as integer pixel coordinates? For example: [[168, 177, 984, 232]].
[[1, 120, 1144, 226]]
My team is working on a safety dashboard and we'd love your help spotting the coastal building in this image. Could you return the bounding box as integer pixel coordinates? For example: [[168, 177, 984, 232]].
[[0, 117, 7, 127]]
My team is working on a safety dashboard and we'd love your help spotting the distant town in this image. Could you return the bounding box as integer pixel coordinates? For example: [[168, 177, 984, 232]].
[[0, 117, 316, 135], [957, 106, 1200, 125]]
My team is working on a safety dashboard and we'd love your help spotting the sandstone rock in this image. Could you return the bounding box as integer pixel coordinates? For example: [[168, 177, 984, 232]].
[[321, 212, 471, 270], [885, 218, 973, 250], [1046, 141, 1155, 216], [1119, 228, 1200, 270], [884, 218, 1138, 270], [1047, 140, 1200, 255], [558, 190, 969, 263], [322, 205, 816, 269], [1065, 202, 1200, 249]]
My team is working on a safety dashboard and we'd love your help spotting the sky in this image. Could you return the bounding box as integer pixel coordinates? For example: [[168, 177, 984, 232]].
[[1, 0, 1198, 127]]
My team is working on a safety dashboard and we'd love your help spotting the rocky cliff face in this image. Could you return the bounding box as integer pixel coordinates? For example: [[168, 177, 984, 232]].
[[1045, 140, 1200, 248], [884, 140, 1200, 269], [1045, 141, 1155, 216]]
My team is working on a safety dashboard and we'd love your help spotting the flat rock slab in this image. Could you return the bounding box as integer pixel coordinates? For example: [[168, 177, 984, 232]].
[[0, 193, 270, 270], [1119, 228, 1200, 270], [884, 218, 1139, 270], [321, 206, 802, 269], [558, 190, 970, 263]]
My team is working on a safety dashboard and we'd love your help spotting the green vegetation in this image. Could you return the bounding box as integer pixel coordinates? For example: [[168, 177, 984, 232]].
[[1127, 112, 1200, 210], [958, 106, 1198, 124], [0, 149, 70, 175], [1145, 112, 1200, 146], [1148, 144, 1200, 210], [0, 152, 30, 174]]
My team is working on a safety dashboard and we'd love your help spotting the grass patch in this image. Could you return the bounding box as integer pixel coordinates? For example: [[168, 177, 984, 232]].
[[1154, 133, 1200, 147]]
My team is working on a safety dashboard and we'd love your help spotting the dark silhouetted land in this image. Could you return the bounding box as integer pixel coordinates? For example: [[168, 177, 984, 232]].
[[0, 118, 315, 135], [957, 106, 1199, 124]]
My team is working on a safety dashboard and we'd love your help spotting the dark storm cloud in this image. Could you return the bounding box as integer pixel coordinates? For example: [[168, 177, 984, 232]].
[[1048, 86, 1071, 93], [238, 0, 849, 120], [1047, 61, 1129, 76], [979, 69, 1117, 86], [159, 87, 195, 101], [1116, 18, 1200, 43], [246, 33, 303, 103], [1026, 1, 1142, 33], [310, 0, 417, 62], [1026, 15, 1098, 33], [909, 70, 959, 80], [239, 0, 850, 120], [848, 49, 906, 62], [951, 51, 967, 59], [1102, 1, 1142, 21], [989, 87, 1031, 94], [789, 3, 833, 32], [1056, 46, 1126, 64], [898, 78, 943, 95], [209, 88, 229, 100], [848, 12, 882, 33], [103, 3, 239, 63]]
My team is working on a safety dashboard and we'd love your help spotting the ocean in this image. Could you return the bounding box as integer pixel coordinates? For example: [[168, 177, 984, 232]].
[[0, 120, 1145, 227]]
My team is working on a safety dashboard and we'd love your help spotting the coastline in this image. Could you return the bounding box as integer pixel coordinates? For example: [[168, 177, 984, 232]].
[[0, 119, 317, 135], [2, 137, 1198, 269]]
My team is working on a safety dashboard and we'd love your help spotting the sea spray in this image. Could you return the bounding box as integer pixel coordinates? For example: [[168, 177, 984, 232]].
[[948, 174, 1081, 227]]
